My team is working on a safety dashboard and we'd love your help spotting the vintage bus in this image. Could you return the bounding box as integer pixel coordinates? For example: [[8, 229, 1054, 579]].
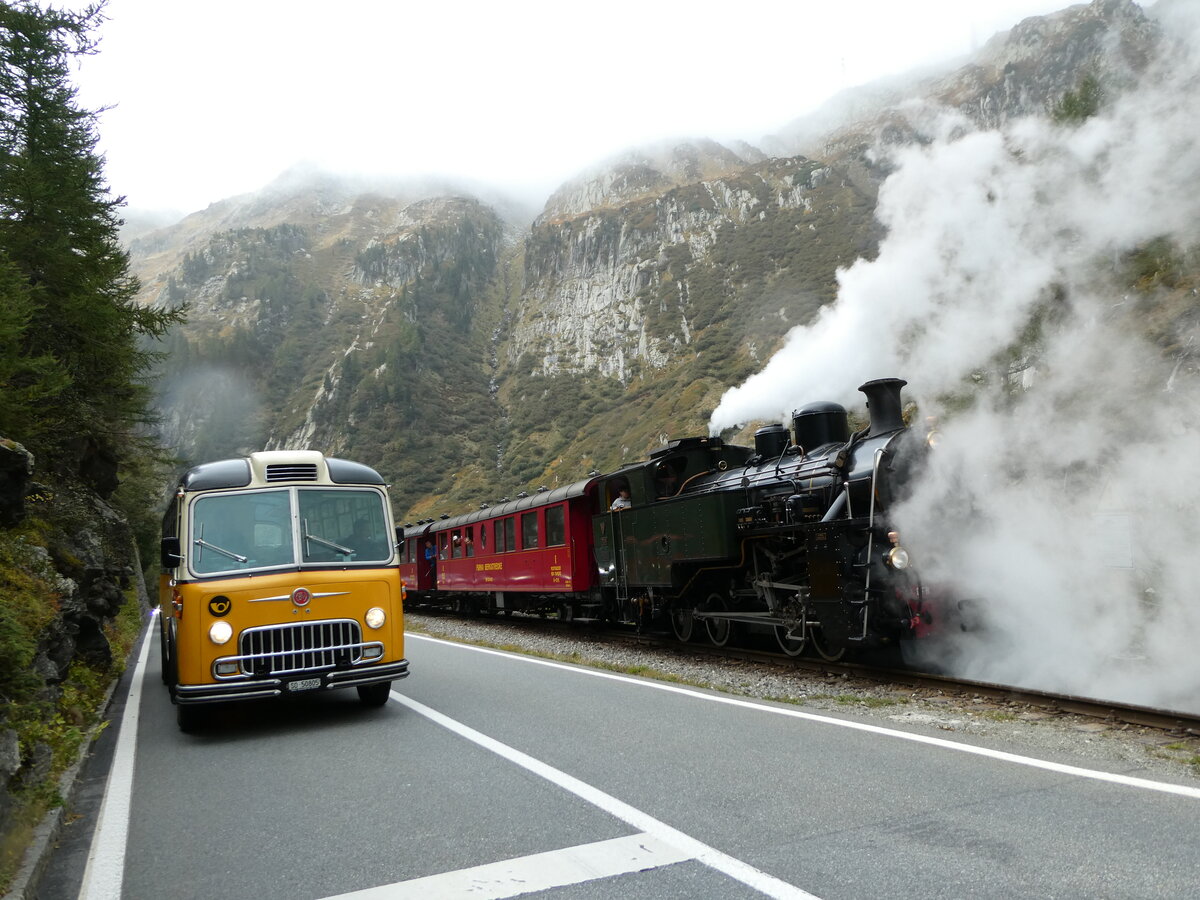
[[158, 450, 408, 731]]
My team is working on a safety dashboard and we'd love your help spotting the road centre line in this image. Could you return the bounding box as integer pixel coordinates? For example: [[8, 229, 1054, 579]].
[[408, 633, 1200, 800], [322, 832, 694, 899], [384, 690, 818, 900], [77, 615, 155, 900]]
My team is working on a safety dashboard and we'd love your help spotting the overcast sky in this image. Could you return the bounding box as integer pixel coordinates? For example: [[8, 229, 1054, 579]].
[[68, 0, 1082, 216]]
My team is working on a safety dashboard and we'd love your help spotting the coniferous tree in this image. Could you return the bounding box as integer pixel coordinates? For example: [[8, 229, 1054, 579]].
[[0, 0, 183, 475], [0, 247, 67, 439]]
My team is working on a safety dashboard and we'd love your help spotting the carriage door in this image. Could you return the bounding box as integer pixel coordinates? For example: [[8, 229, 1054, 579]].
[[594, 479, 630, 602]]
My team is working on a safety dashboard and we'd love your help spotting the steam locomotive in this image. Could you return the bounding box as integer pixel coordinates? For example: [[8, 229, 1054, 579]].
[[399, 377, 938, 659]]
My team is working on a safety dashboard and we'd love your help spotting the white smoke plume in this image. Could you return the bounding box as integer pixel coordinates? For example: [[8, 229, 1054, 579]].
[[710, 3, 1200, 712]]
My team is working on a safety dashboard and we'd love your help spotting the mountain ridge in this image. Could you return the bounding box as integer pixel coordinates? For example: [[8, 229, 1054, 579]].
[[130, 0, 1177, 521]]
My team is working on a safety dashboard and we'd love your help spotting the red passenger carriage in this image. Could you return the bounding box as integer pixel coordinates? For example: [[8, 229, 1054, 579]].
[[400, 478, 608, 617]]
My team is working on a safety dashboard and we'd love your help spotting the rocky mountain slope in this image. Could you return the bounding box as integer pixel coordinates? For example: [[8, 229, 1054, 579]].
[[130, 0, 1173, 521]]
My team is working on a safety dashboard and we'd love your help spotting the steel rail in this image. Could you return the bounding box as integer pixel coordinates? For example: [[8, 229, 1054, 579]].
[[411, 609, 1200, 735]]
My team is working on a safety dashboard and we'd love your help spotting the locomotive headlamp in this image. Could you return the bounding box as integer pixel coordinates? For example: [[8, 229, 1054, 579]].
[[208, 620, 233, 645], [365, 607, 387, 629], [886, 546, 911, 570]]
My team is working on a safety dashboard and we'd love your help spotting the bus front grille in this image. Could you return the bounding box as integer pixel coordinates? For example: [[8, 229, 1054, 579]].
[[265, 463, 318, 482], [238, 619, 363, 676]]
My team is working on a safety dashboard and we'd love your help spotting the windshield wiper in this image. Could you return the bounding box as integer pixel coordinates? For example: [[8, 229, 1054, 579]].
[[193, 538, 248, 563], [304, 531, 353, 555]]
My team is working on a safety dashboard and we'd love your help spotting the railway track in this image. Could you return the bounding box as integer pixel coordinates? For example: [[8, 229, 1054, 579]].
[[411, 608, 1200, 737]]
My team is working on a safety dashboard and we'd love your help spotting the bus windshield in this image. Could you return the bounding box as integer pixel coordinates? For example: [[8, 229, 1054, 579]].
[[190, 487, 391, 576], [298, 488, 391, 564]]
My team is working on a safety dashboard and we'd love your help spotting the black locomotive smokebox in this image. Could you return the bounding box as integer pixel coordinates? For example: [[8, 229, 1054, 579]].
[[754, 423, 789, 458], [792, 401, 849, 451]]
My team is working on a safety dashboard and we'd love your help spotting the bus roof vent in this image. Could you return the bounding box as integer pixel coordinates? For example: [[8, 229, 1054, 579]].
[[266, 463, 319, 482]]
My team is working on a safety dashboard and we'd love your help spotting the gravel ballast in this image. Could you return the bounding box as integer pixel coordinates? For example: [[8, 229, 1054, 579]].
[[407, 612, 1200, 787]]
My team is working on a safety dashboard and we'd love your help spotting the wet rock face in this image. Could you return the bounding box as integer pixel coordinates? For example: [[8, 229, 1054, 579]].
[[0, 439, 33, 527], [72, 436, 120, 499], [0, 446, 149, 820], [32, 488, 140, 684]]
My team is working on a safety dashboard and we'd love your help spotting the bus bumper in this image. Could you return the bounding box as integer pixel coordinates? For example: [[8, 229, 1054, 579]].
[[175, 658, 410, 705]]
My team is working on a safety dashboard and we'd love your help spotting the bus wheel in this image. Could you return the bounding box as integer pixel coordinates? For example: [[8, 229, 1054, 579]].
[[164, 631, 179, 699], [357, 682, 392, 707], [158, 622, 170, 685], [176, 703, 203, 733]]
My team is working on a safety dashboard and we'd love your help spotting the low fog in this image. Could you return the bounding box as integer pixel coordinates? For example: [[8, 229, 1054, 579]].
[[710, 3, 1200, 712]]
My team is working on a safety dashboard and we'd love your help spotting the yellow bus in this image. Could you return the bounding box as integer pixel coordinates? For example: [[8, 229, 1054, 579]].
[[158, 450, 408, 731]]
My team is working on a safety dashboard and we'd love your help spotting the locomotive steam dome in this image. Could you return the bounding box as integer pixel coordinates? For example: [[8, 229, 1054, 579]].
[[792, 401, 850, 451], [754, 423, 790, 458]]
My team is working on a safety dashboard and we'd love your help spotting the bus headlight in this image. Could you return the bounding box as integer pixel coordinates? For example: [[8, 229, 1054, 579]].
[[209, 620, 233, 644], [886, 547, 911, 570], [365, 607, 386, 629]]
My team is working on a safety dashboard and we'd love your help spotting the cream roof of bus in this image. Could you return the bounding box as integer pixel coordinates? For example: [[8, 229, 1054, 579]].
[[181, 452, 385, 492]]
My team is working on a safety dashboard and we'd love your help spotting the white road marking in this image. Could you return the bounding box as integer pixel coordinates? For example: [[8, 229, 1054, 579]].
[[382, 691, 819, 900], [408, 633, 1200, 800], [322, 832, 693, 899], [77, 616, 155, 900]]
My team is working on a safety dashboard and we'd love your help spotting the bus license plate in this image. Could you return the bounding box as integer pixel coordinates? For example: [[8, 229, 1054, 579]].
[[288, 678, 321, 692]]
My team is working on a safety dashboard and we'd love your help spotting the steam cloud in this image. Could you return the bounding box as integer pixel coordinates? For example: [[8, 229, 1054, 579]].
[[710, 4, 1200, 712]]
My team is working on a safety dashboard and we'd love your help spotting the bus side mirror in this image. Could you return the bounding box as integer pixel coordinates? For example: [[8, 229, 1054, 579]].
[[395, 526, 404, 547], [161, 536, 182, 569]]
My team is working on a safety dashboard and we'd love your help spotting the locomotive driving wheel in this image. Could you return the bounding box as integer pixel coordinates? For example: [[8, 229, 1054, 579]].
[[670, 606, 695, 642], [809, 626, 846, 662], [774, 597, 806, 657], [702, 592, 733, 647], [774, 625, 806, 657]]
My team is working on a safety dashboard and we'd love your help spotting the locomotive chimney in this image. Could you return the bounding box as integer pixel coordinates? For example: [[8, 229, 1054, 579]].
[[858, 378, 908, 436]]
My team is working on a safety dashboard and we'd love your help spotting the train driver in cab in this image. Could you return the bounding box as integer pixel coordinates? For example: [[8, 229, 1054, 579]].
[[610, 486, 632, 511]]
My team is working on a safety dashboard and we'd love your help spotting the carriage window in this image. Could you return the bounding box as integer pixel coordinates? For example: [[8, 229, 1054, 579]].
[[438, 532, 449, 559], [452, 529, 463, 558], [479, 525, 488, 551], [545, 506, 565, 547], [503, 517, 516, 552], [465, 526, 475, 557], [494, 519, 505, 553], [521, 512, 539, 549]]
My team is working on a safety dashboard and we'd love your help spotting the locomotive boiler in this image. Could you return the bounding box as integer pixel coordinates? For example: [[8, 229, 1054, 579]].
[[401, 377, 936, 659]]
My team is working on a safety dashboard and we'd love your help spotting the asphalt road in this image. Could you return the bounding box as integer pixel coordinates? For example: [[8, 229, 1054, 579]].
[[41, 621, 1200, 899]]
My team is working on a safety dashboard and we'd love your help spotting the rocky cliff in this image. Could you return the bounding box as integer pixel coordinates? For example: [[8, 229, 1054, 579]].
[[129, 0, 1167, 518], [0, 438, 147, 854]]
